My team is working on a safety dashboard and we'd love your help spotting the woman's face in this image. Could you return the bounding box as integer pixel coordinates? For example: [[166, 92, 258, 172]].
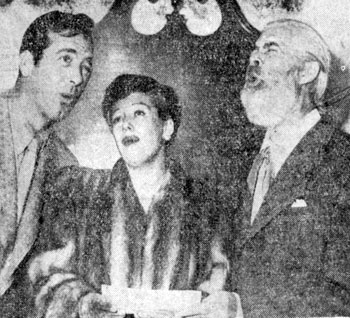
[[111, 92, 174, 168]]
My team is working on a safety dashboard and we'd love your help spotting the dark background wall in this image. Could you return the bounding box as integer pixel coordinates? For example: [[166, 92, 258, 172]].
[[57, 0, 263, 194]]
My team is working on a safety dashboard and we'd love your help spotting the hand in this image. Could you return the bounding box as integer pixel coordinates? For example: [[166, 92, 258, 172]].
[[176, 291, 237, 318], [79, 292, 125, 318]]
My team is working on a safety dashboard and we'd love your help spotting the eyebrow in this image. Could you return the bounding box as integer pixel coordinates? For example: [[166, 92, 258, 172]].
[[112, 101, 152, 115], [266, 41, 279, 47], [56, 48, 78, 55], [56, 49, 93, 63], [131, 102, 152, 109], [256, 40, 279, 50]]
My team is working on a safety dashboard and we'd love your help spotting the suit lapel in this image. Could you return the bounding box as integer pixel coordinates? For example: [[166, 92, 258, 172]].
[[0, 135, 49, 295], [238, 119, 334, 249], [0, 98, 18, 271]]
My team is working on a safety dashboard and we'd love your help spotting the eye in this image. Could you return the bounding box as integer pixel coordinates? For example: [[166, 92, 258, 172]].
[[134, 110, 145, 117], [265, 42, 280, 53], [267, 47, 278, 53], [60, 55, 73, 65], [112, 115, 122, 125]]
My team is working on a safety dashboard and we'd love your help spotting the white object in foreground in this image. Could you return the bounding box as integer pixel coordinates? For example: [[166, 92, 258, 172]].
[[101, 285, 202, 317]]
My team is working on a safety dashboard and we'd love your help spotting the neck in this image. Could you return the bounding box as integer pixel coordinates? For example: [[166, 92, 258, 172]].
[[269, 108, 317, 141], [270, 94, 310, 132], [128, 153, 169, 190], [127, 152, 170, 213]]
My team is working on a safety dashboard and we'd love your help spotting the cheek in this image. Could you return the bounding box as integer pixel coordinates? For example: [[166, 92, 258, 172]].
[[112, 127, 122, 144], [42, 64, 60, 81], [265, 69, 284, 85]]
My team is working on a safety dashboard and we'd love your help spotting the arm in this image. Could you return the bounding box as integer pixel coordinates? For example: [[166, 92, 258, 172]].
[[29, 166, 110, 318], [304, 155, 350, 316], [320, 192, 350, 316], [184, 178, 240, 318]]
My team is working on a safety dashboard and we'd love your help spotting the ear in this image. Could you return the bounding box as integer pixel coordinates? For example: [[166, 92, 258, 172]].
[[298, 60, 320, 85], [19, 51, 35, 77], [162, 118, 175, 142]]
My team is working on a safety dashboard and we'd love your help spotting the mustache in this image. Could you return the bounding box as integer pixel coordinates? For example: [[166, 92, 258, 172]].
[[246, 65, 261, 78], [244, 65, 265, 89]]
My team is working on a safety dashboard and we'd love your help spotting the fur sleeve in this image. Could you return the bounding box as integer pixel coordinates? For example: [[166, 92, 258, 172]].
[[28, 167, 111, 318], [187, 177, 230, 292]]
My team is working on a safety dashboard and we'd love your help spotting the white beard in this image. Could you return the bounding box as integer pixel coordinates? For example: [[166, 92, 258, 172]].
[[241, 81, 297, 128]]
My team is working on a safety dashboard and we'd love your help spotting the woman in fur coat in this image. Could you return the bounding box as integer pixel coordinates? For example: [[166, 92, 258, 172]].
[[28, 74, 234, 318]]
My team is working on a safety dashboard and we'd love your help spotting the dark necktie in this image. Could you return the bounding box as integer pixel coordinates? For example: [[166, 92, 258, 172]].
[[247, 147, 271, 224]]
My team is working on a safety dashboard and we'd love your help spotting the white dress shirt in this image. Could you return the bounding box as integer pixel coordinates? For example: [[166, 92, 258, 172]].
[[251, 109, 321, 222], [261, 109, 321, 178]]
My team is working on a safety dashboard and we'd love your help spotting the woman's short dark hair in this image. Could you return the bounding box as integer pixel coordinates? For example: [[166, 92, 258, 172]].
[[102, 74, 182, 144], [20, 11, 94, 65]]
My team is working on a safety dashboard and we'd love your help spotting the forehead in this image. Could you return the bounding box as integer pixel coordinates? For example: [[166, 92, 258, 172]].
[[45, 32, 93, 57], [113, 92, 155, 111], [256, 26, 294, 50]]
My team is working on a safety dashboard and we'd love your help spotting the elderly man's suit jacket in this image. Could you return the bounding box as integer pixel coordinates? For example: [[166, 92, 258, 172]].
[[0, 94, 78, 315], [230, 117, 350, 317]]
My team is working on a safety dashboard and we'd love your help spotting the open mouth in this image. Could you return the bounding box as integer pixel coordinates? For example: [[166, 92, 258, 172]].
[[245, 72, 265, 89], [61, 93, 76, 102], [122, 136, 139, 146]]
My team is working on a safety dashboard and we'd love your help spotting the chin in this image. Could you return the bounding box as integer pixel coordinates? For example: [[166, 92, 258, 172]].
[[244, 108, 279, 128], [121, 152, 145, 169], [241, 85, 295, 128]]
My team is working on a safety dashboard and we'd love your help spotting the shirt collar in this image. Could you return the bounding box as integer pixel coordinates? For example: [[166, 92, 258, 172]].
[[261, 109, 321, 177]]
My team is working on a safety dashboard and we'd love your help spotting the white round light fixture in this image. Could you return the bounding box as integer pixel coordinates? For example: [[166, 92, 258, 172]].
[[131, 0, 174, 35], [179, 0, 222, 36]]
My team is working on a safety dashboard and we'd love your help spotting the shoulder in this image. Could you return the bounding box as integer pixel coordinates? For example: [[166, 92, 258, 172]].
[[42, 166, 112, 237], [170, 163, 218, 225], [42, 132, 79, 167], [326, 127, 350, 157], [314, 124, 350, 200], [45, 165, 111, 202], [170, 162, 211, 201], [320, 126, 350, 173]]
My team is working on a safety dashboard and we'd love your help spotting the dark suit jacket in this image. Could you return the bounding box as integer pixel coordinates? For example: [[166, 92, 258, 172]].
[[231, 117, 350, 317], [0, 92, 78, 317]]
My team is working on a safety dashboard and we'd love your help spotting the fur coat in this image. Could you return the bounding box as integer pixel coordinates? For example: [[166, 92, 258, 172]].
[[29, 160, 225, 318]]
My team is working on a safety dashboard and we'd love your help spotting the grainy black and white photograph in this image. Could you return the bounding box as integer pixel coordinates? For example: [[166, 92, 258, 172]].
[[1, 0, 350, 317]]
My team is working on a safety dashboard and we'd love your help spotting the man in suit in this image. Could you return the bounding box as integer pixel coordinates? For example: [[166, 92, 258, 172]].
[[0, 11, 94, 316], [231, 19, 350, 317]]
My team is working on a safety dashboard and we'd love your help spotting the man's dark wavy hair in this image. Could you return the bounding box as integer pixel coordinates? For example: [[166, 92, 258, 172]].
[[20, 10, 94, 65], [102, 74, 182, 145]]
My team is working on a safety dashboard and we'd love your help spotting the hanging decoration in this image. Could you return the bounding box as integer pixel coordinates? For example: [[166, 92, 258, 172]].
[[131, 0, 174, 35], [131, 0, 222, 36], [179, 0, 222, 36]]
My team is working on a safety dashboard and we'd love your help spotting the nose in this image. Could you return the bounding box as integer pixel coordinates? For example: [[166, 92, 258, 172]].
[[121, 114, 133, 131], [69, 66, 84, 87], [249, 51, 261, 67]]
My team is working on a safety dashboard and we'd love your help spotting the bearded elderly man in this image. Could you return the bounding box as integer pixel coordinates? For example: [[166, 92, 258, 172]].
[[230, 19, 350, 317]]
